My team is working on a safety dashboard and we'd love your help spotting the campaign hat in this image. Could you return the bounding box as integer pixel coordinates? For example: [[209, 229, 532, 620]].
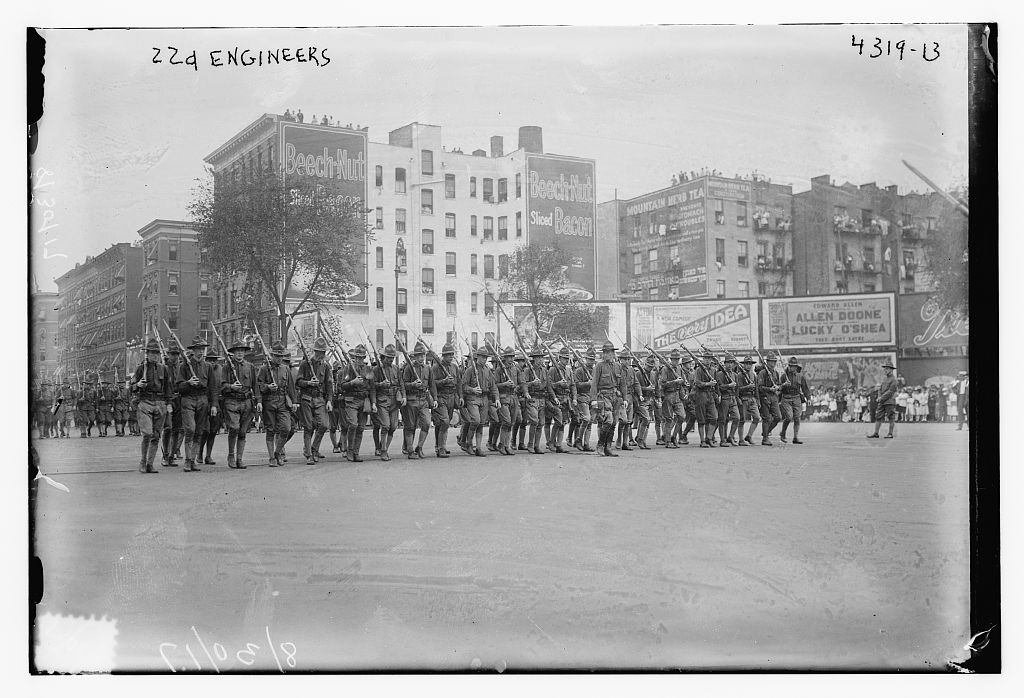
[[382, 344, 397, 358], [312, 337, 329, 352], [349, 344, 368, 358], [187, 335, 209, 349]]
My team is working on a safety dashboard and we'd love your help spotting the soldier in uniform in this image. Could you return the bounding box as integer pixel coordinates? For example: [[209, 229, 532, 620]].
[[79, 373, 97, 438], [490, 346, 519, 455], [513, 350, 531, 451], [691, 351, 719, 448], [127, 374, 140, 436], [161, 347, 184, 465], [614, 349, 637, 450], [736, 355, 761, 446], [35, 381, 52, 438], [779, 356, 811, 444], [459, 347, 499, 457], [570, 346, 596, 451], [868, 360, 899, 439], [196, 346, 223, 464], [328, 356, 347, 453], [715, 354, 741, 446], [131, 338, 173, 473], [757, 355, 783, 446], [633, 354, 657, 449], [371, 344, 405, 461], [401, 341, 436, 459], [589, 341, 626, 457], [543, 347, 576, 453], [522, 346, 548, 454], [337, 344, 375, 462], [257, 341, 297, 467], [113, 375, 131, 436], [429, 344, 459, 458], [296, 337, 334, 465], [95, 375, 114, 437], [56, 380, 74, 438], [222, 340, 258, 469], [176, 336, 218, 471], [659, 349, 688, 448]]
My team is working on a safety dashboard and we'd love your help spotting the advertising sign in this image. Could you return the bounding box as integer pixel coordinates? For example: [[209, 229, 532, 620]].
[[526, 154, 598, 300], [505, 301, 628, 349], [707, 176, 751, 201], [631, 299, 759, 353], [898, 293, 969, 350], [280, 122, 368, 304], [795, 352, 898, 390], [762, 293, 895, 350]]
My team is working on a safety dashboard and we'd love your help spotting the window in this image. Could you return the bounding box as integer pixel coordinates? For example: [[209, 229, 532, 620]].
[[738, 281, 750, 298], [445, 174, 456, 199], [669, 244, 680, 265], [397, 289, 408, 314], [421, 149, 434, 175], [395, 208, 407, 234], [648, 248, 659, 270], [861, 209, 873, 228], [446, 252, 457, 275], [199, 279, 209, 296], [471, 254, 478, 275], [648, 287, 660, 300], [471, 332, 479, 348], [169, 243, 178, 261], [498, 254, 509, 279], [498, 178, 508, 202], [446, 291, 457, 315], [773, 243, 786, 268], [736, 201, 747, 227], [483, 217, 494, 240], [376, 287, 384, 310], [445, 213, 457, 238], [471, 215, 478, 237], [864, 282, 876, 292], [633, 252, 643, 275], [516, 212, 523, 238], [758, 282, 769, 296], [199, 310, 210, 332], [421, 189, 433, 215], [470, 177, 477, 198], [422, 309, 434, 334], [498, 216, 508, 240], [715, 238, 726, 265], [166, 272, 178, 296], [375, 165, 383, 187], [484, 294, 495, 316], [471, 292, 479, 313], [737, 241, 748, 267], [714, 199, 725, 225], [167, 304, 180, 330], [926, 217, 937, 231], [422, 268, 434, 294], [864, 246, 876, 264], [375, 246, 384, 269], [422, 229, 434, 254], [483, 178, 494, 202], [395, 168, 407, 194], [516, 173, 522, 198], [484, 255, 495, 279], [376, 329, 384, 348], [397, 329, 409, 350], [375, 207, 384, 229], [757, 240, 770, 259]]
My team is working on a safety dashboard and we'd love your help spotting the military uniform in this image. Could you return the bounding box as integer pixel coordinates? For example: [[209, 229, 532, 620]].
[[615, 350, 640, 450], [34, 382, 53, 438], [296, 337, 334, 464], [131, 339, 173, 473], [513, 351, 531, 450], [401, 342, 436, 459], [756, 358, 782, 445], [779, 356, 811, 443], [633, 356, 657, 449], [96, 378, 115, 436], [659, 351, 689, 447], [459, 347, 499, 456], [715, 355, 741, 446], [522, 347, 548, 454], [868, 360, 899, 439], [543, 347, 576, 453], [485, 347, 518, 455], [329, 359, 348, 453], [160, 349, 185, 465], [222, 342, 258, 469], [196, 347, 223, 463], [337, 344, 375, 462], [429, 345, 459, 458], [78, 376, 97, 438], [256, 342, 296, 466], [113, 381, 131, 436], [57, 383, 75, 437], [570, 347, 596, 451], [736, 356, 761, 445], [371, 345, 405, 461], [589, 342, 627, 457]]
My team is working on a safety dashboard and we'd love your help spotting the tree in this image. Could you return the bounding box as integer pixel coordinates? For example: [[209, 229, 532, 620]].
[[488, 242, 601, 346], [189, 166, 371, 340], [921, 186, 969, 314]]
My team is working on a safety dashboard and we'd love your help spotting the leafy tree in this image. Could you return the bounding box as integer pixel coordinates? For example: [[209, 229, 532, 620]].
[[921, 186, 969, 314], [189, 166, 371, 339]]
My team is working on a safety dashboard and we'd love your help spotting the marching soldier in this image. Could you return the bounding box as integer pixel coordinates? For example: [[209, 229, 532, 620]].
[[757, 355, 782, 446], [779, 356, 810, 443], [614, 349, 638, 450], [401, 341, 436, 459], [222, 340, 258, 469], [329, 356, 348, 453], [296, 337, 334, 465], [459, 347, 499, 457], [196, 346, 223, 464], [429, 344, 459, 458], [131, 338, 173, 473], [56, 380, 74, 438], [35, 381, 52, 438], [544, 347, 576, 453], [79, 373, 97, 438], [589, 341, 626, 457], [868, 360, 899, 439], [96, 375, 114, 437], [736, 356, 761, 445], [258, 341, 297, 467], [372, 344, 405, 461], [570, 346, 596, 451], [176, 335, 218, 471], [513, 350, 531, 451], [161, 347, 184, 466], [659, 349, 687, 448], [489, 346, 519, 455], [522, 346, 548, 454], [633, 354, 657, 449], [337, 344, 375, 462], [113, 377, 131, 436], [715, 354, 740, 446], [692, 350, 719, 448]]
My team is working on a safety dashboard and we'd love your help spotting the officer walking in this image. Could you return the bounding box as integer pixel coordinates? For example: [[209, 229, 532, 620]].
[[296, 337, 334, 464], [868, 360, 899, 439], [589, 341, 626, 457], [522, 346, 548, 454], [779, 356, 810, 444], [222, 340, 258, 469], [692, 351, 719, 448], [488, 346, 519, 456], [176, 336, 218, 471], [196, 346, 223, 464], [131, 338, 173, 473]]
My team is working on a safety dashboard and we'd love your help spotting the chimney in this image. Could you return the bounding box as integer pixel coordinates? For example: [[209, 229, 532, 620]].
[[472, 148, 487, 157], [490, 136, 504, 158], [519, 125, 543, 154]]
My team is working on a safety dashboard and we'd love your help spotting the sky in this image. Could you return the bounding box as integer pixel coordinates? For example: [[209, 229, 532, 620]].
[[30, 24, 969, 291]]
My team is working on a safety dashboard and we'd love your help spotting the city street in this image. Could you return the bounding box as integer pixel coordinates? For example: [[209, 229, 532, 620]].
[[31, 424, 970, 672]]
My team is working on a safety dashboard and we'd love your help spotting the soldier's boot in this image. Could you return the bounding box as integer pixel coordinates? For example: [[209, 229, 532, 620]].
[[567, 419, 578, 449], [414, 429, 429, 459], [139, 437, 149, 473], [236, 439, 247, 469], [350, 428, 364, 462], [403, 429, 415, 457], [717, 423, 730, 447], [580, 422, 594, 451], [372, 427, 382, 456], [434, 427, 447, 458], [635, 422, 648, 449], [516, 423, 528, 451], [226, 432, 238, 468], [487, 424, 500, 451], [457, 422, 469, 449], [303, 432, 315, 464], [312, 428, 326, 461], [601, 426, 619, 457], [628, 420, 638, 446], [205, 435, 217, 464], [181, 434, 194, 471], [144, 435, 161, 473], [792, 424, 803, 444], [329, 429, 341, 453], [471, 426, 486, 457], [266, 434, 279, 466], [779, 421, 790, 443], [379, 429, 394, 461]]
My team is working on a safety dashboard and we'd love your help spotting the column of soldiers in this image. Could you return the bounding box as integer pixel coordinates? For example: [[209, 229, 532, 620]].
[[35, 333, 822, 469]]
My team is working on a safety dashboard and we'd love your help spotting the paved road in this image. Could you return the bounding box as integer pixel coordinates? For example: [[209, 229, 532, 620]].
[[31, 423, 970, 672]]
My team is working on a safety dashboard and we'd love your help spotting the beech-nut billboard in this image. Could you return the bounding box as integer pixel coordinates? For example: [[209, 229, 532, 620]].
[[280, 122, 368, 304], [526, 154, 598, 300], [762, 293, 895, 350]]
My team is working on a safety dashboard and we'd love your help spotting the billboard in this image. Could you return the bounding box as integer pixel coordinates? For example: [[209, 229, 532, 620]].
[[279, 122, 368, 304], [795, 352, 898, 390], [503, 301, 628, 350], [526, 154, 598, 300], [898, 293, 969, 350], [762, 293, 895, 350], [631, 299, 759, 353], [706, 176, 751, 201]]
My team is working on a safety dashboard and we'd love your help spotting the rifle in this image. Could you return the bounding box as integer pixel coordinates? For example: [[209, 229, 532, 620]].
[[484, 335, 513, 384], [697, 341, 729, 374], [163, 319, 198, 380], [748, 341, 777, 388], [558, 336, 592, 381], [386, 320, 419, 389], [209, 323, 241, 385], [644, 342, 679, 381], [679, 341, 715, 384], [540, 340, 570, 387], [454, 325, 480, 385], [318, 319, 347, 367]]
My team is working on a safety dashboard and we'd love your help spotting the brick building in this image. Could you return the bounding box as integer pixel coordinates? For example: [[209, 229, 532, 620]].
[[31, 288, 60, 381], [137, 219, 209, 349], [55, 242, 144, 379]]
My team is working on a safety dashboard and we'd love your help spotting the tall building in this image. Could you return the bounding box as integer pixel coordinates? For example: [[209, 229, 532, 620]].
[[608, 173, 794, 301], [137, 219, 209, 348], [203, 113, 604, 350], [31, 289, 59, 382], [55, 243, 144, 379]]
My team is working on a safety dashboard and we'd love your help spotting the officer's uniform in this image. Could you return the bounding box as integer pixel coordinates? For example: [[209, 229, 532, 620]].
[[779, 356, 811, 443], [589, 342, 627, 457], [222, 343, 258, 469], [870, 361, 899, 438], [257, 342, 296, 466], [131, 339, 173, 473], [736, 356, 761, 445], [401, 343, 436, 459], [337, 344, 375, 462], [372, 345, 404, 460], [296, 337, 334, 463]]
